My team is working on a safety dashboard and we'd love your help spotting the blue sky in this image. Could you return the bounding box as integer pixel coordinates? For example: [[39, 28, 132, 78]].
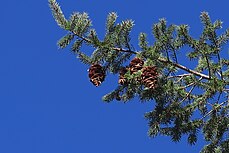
[[1, 0, 229, 153]]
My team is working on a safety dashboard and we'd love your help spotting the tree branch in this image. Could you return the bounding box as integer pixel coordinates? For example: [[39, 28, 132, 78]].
[[200, 100, 228, 120], [167, 73, 192, 79], [113, 47, 210, 79], [204, 55, 211, 79], [71, 31, 210, 80], [157, 58, 210, 80], [113, 47, 137, 54], [179, 77, 203, 104]]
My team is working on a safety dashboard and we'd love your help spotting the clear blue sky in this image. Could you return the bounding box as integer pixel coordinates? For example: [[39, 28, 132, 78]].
[[1, 0, 228, 153]]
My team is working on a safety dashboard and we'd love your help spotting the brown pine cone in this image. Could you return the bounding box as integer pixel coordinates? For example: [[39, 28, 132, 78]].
[[88, 64, 106, 87], [129, 58, 144, 74], [118, 67, 129, 85], [141, 66, 158, 90]]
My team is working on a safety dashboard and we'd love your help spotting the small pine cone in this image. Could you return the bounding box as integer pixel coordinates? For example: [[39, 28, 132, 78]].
[[141, 66, 158, 90], [118, 67, 128, 85], [88, 64, 106, 87], [129, 58, 144, 74]]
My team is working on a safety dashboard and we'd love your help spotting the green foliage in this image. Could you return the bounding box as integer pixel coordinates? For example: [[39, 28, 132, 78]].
[[106, 12, 118, 33], [57, 33, 74, 49], [49, 1, 229, 152], [49, 0, 68, 29], [138, 33, 148, 51], [68, 12, 92, 36]]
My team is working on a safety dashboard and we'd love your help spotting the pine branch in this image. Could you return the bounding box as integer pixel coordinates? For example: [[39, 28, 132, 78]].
[[167, 73, 192, 79], [108, 47, 210, 80], [208, 27, 224, 80], [179, 77, 203, 104], [49, 0, 68, 29], [179, 82, 196, 90], [114, 47, 210, 79], [200, 100, 228, 120], [57, 33, 74, 49], [71, 30, 210, 80], [93, 44, 210, 80], [70, 27, 211, 80], [216, 53, 224, 80], [158, 58, 210, 80], [168, 43, 178, 63], [179, 84, 196, 104], [205, 55, 212, 79], [67, 14, 210, 81], [113, 47, 137, 54]]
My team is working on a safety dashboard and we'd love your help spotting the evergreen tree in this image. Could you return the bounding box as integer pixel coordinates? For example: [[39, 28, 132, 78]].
[[49, 0, 229, 152]]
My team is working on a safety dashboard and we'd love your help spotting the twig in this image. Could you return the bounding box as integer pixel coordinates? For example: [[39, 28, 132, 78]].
[[217, 53, 224, 80], [216, 71, 222, 78], [158, 58, 210, 80], [223, 89, 229, 95], [168, 43, 178, 63], [179, 77, 203, 104], [167, 74, 192, 84], [176, 76, 184, 83], [179, 82, 195, 90], [200, 100, 228, 120], [209, 31, 224, 80], [113, 47, 137, 54], [179, 84, 196, 104], [72, 31, 92, 42], [205, 55, 211, 79], [216, 92, 222, 104], [167, 74, 192, 79]]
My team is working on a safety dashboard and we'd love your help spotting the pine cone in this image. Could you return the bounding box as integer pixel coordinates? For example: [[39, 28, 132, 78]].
[[88, 64, 106, 87], [118, 67, 128, 85], [129, 58, 144, 74], [141, 66, 158, 90]]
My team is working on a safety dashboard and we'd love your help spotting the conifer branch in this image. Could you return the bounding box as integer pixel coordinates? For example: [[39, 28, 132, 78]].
[[113, 47, 137, 54], [71, 31, 91, 43], [200, 100, 228, 120], [208, 28, 224, 80], [167, 73, 192, 79], [179, 77, 203, 104], [169, 43, 178, 63], [106, 44, 211, 79], [179, 84, 196, 104], [49, 0, 68, 29], [114, 47, 210, 79], [174, 74, 192, 83], [205, 56, 212, 79], [217, 53, 224, 80], [157, 58, 210, 80], [67, 15, 209, 80], [179, 82, 195, 90]]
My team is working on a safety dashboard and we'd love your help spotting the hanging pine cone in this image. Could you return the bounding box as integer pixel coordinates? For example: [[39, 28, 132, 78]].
[[129, 58, 144, 74], [118, 67, 129, 85], [88, 64, 106, 87], [141, 66, 158, 90]]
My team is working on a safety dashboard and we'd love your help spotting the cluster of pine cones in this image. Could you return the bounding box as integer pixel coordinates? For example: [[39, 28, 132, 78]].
[[88, 58, 158, 90], [118, 58, 158, 90]]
